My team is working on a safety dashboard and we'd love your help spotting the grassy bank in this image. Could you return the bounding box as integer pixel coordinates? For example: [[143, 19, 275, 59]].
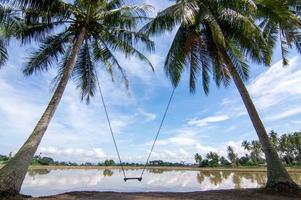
[[1, 164, 301, 172]]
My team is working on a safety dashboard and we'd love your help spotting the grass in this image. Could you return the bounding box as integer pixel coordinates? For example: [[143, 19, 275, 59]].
[[1, 164, 300, 172]]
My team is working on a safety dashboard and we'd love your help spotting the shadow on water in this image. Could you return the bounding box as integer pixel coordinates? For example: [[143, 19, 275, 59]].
[[21, 168, 301, 197]]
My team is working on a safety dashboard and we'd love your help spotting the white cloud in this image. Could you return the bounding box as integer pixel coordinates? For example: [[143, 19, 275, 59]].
[[179, 148, 189, 157], [38, 147, 107, 162], [248, 56, 301, 110], [266, 107, 301, 121], [291, 120, 301, 124], [146, 128, 206, 146], [196, 141, 248, 158], [216, 56, 301, 125], [188, 115, 229, 127], [196, 144, 216, 155], [137, 108, 157, 122]]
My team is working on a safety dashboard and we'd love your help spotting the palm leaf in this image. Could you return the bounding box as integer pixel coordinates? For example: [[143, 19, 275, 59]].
[[23, 31, 71, 75], [0, 37, 8, 67], [73, 40, 96, 104]]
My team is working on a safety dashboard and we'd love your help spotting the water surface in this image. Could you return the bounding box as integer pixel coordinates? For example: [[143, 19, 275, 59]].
[[21, 168, 301, 197]]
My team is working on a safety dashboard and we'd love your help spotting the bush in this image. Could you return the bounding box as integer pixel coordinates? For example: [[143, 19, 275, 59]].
[[238, 156, 250, 166], [246, 160, 255, 166], [208, 160, 219, 168], [200, 159, 209, 167], [38, 157, 54, 165], [104, 159, 116, 166], [0, 155, 9, 161], [220, 157, 231, 166]]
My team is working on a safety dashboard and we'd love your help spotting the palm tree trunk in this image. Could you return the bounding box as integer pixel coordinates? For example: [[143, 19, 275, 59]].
[[227, 63, 300, 192], [0, 28, 86, 196]]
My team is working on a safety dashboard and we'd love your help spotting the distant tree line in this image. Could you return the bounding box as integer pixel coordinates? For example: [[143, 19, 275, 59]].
[[148, 160, 190, 167], [2, 131, 299, 168], [1, 154, 191, 167], [195, 131, 301, 168]]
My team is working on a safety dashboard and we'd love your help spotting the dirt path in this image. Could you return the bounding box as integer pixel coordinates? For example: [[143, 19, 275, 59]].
[[7, 190, 297, 200]]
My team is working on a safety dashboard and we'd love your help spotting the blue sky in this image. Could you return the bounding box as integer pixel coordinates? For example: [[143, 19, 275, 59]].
[[0, 0, 301, 164]]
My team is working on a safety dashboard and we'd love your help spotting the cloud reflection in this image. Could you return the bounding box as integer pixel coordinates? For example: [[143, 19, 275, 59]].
[[21, 169, 301, 197]]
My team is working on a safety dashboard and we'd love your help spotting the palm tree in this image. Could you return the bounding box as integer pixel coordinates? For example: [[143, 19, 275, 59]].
[[269, 130, 279, 149], [0, 4, 21, 67], [279, 134, 295, 165], [242, 140, 251, 151], [142, 0, 300, 192], [194, 153, 202, 166], [227, 146, 238, 167], [0, 0, 154, 195], [255, 0, 301, 66]]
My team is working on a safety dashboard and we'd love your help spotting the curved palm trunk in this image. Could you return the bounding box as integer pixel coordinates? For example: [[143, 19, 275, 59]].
[[228, 64, 300, 192], [0, 28, 86, 196]]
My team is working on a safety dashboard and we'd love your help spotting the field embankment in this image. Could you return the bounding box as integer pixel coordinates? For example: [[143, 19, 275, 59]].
[[1, 164, 301, 172]]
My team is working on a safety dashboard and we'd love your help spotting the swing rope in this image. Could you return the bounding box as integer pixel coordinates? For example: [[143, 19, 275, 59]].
[[95, 73, 127, 179], [139, 87, 175, 179], [95, 73, 175, 181]]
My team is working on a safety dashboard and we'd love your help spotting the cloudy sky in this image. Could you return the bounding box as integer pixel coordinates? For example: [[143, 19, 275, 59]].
[[0, 0, 301, 164]]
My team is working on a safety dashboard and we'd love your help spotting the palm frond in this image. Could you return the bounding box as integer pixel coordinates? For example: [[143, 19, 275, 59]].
[[109, 28, 155, 52], [140, 0, 199, 36], [0, 37, 8, 67], [164, 24, 190, 88], [101, 29, 154, 71], [0, 5, 22, 34], [9, 0, 66, 11], [93, 38, 129, 88], [73, 40, 96, 104]]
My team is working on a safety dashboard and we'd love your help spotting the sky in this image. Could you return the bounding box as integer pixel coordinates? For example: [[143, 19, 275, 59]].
[[0, 0, 301, 164]]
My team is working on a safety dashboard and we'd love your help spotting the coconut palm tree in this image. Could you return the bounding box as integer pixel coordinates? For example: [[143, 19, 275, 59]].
[[141, 0, 300, 192], [0, 0, 154, 195], [255, 0, 301, 65], [194, 153, 202, 166], [0, 4, 21, 67], [227, 146, 238, 167]]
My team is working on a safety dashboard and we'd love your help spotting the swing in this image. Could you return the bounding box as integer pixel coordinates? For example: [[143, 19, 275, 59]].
[[95, 74, 175, 182]]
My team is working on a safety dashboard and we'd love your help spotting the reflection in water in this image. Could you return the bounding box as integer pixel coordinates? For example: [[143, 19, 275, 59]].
[[103, 169, 114, 177], [196, 171, 269, 189], [147, 168, 165, 174], [28, 169, 51, 176], [21, 169, 301, 197]]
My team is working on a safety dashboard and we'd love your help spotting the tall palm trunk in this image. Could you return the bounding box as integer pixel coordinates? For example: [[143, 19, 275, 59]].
[[0, 28, 86, 195], [227, 63, 300, 192]]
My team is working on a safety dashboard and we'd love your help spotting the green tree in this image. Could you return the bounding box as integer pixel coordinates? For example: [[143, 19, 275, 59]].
[[238, 154, 251, 166], [269, 130, 279, 149], [0, 0, 153, 195], [291, 132, 301, 164], [279, 134, 295, 165], [194, 153, 203, 167], [206, 152, 220, 167], [142, 0, 300, 191], [38, 157, 54, 165], [242, 140, 264, 165], [200, 159, 209, 167], [104, 160, 116, 166], [220, 156, 230, 166], [227, 146, 238, 167]]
